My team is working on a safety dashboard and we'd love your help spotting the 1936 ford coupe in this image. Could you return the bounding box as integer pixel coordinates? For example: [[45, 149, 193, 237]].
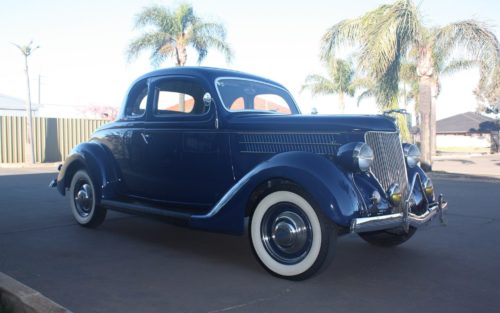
[[50, 67, 448, 280]]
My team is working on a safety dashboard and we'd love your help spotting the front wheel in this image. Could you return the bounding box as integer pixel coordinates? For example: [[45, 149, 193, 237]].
[[358, 227, 417, 247], [69, 170, 106, 228], [249, 188, 335, 280]]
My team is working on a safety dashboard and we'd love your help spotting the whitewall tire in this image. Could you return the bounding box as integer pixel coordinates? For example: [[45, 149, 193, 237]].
[[250, 188, 334, 280], [69, 170, 106, 228]]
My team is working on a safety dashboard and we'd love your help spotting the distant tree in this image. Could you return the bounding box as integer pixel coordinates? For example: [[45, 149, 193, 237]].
[[321, 0, 499, 169], [301, 58, 356, 113], [13, 41, 39, 164], [127, 3, 232, 67], [82, 105, 118, 121]]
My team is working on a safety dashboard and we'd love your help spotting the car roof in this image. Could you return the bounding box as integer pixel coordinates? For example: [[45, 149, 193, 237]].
[[135, 66, 287, 90]]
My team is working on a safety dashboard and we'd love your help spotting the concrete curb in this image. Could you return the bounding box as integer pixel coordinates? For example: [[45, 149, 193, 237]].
[[0, 163, 60, 169], [0, 272, 71, 313]]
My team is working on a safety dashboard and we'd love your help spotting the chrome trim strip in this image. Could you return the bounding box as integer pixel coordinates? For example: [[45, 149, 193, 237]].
[[191, 172, 252, 220]]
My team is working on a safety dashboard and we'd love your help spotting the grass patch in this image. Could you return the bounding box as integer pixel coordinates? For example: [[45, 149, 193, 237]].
[[437, 147, 490, 153]]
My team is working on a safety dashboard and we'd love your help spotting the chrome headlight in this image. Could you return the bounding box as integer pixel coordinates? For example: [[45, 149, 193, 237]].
[[403, 144, 421, 168], [337, 142, 374, 172], [353, 143, 374, 172]]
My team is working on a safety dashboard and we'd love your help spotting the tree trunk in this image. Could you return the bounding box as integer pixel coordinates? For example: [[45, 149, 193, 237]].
[[174, 44, 187, 112], [24, 55, 35, 164], [418, 75, 432, 171], [178, 45, 187, 66], [338, 92, 345, 113], [430, 79, 439, 156], [430, 92, 437, 156], [416, 44, 434, 171]]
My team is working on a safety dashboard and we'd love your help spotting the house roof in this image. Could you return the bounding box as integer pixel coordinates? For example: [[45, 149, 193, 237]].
[[437, 112, 499, 134], [0, 94, 39, 111]]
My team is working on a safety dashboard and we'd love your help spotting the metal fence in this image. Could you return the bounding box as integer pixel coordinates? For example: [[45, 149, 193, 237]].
[[0, 116, 107, 163]]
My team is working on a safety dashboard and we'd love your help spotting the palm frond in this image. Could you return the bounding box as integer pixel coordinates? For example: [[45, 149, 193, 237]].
[[326, 58, 355, 92], [190, 22, 233, 63], [360, 0, 421, 79], [357, 89, 374, 107], [399, 61, 417, 83], [127, 31, 174, 63], [350, 77, 375, 90], [321, 18, 364, 61], [134, 5, 171, 29], [301, 74, 337, 95], [441, 59, 478, 76], [435, 20, 500, 78], [175, 3, 195, 32]]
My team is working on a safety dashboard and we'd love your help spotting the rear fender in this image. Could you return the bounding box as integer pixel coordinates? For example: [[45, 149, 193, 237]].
[[190, 151, 362, 234], [56, 142, 121, 199]]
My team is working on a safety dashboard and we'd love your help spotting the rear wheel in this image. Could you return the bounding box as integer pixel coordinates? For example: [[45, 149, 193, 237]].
[[69, 170, 106, 228], [358, 227, 417, 247], [249, 186, 335, 280]]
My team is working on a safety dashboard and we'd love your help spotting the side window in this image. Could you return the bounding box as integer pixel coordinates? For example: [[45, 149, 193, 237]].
[[229, 97, 244, 110], [254, 94, 291, 114], [154, 80, 207, 115], [125, 80, 148, 118]]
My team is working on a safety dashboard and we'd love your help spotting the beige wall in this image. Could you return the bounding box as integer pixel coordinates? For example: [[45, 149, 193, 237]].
[[437, 133, 491, 152]]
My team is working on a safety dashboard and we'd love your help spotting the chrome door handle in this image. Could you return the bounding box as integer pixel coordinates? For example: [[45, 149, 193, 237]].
[[141, 133, 150, 144]]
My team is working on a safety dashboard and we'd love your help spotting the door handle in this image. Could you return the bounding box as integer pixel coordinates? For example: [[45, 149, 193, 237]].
[[141, 133, 150, 144]]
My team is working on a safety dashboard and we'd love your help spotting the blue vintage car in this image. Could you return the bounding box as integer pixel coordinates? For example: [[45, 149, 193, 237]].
[[50, 67, 448, 280]]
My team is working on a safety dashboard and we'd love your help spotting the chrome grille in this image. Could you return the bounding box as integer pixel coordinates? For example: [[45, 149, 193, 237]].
[[365, 131, 409, 212]]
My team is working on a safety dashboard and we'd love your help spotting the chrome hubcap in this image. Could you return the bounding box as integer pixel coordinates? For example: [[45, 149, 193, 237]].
[[272, 212, 308, 254], [261, 203, 312, 265], [74, 182, 93, 217]]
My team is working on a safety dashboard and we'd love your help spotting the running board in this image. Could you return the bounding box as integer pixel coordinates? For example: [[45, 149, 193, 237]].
[[101, 199, 192, 221]]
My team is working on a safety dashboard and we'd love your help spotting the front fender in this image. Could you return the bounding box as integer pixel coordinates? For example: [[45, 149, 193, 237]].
[[190, 151, 363, 234], [56, 141, 121, 199]]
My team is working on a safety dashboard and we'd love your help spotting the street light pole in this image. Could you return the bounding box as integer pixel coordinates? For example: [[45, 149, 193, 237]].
[[13, 41, 39, 164]]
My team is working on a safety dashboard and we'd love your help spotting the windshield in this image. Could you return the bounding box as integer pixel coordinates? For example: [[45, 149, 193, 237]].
[[215, 78, 299, 114]]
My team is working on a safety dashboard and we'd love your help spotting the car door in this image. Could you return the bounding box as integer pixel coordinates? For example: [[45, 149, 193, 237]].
[[118, 77, 150, 196], [137, 76, 233, 209]]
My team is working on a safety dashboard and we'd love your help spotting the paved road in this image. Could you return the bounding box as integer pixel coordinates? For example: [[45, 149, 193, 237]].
[[1, 171, 499, 313]]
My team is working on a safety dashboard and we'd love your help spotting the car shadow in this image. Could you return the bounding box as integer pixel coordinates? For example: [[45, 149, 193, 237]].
[[98, 214, 259, 271], [97, 213, 434, 283]]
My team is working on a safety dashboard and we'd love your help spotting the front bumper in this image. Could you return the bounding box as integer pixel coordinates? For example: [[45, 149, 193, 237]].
[[351, 194, 448, 233]]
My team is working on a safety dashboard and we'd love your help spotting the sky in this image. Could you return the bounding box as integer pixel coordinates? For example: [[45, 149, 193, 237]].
[[0, 0, 499, 120]]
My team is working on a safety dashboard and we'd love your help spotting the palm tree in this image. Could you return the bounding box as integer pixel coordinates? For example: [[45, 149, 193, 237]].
[[321, 0, 499, 169], [301, 58, 356, 113], [13, 41, 39, 164], [475, 63, 500, 113], [127, 3, 232, 68]]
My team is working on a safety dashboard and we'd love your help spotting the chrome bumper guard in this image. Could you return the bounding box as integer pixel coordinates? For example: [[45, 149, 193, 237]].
[[351, 194, 448, 233]]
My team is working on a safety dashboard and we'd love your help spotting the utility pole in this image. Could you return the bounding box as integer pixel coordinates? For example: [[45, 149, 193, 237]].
[[13, 41, 39, 164], [38, 74, 41, 105]]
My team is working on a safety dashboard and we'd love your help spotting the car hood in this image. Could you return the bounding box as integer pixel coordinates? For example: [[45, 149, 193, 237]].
[[223, 113, 397, 133]]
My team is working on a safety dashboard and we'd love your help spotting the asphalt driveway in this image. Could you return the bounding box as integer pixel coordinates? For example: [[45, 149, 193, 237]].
[[0, 170, 499, 313]]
